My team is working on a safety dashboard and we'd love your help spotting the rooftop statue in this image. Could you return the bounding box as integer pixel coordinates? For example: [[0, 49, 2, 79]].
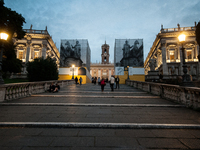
[[149, 58, 157, 71]]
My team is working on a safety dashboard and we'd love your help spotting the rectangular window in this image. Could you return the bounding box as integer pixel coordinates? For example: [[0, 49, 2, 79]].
[[34, 52, 39, 59], [187, 51, 192, 60], [18, 51, 23, 59], [169, 51, 174, 60]]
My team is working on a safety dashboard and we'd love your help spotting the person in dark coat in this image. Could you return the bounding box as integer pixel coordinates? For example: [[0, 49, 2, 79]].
[[53, 83, 60, 92], [48, 82, 55, 92], [115, 76, 120, 89], [75, 77, 78, 85]]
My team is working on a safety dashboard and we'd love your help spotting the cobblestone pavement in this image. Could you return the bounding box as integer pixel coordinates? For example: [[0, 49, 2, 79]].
[[0, 83, 200, 150]]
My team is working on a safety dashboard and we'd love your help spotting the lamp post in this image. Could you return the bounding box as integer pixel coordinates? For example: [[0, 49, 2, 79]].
[[127, 66, 130, 80], [178, 33, 192, 85], [72, 64, 75, 79], [0, 32, 9, 84]]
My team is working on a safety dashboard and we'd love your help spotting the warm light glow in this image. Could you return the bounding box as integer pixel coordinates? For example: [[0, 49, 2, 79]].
[[178, 34, 186, 42], [0, 32, 8, 40], [72, 65, 75, 68]]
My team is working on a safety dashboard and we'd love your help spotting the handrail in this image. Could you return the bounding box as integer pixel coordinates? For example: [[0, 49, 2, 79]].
[[126, 79, 200, 110], [0, 80, 74, 102]]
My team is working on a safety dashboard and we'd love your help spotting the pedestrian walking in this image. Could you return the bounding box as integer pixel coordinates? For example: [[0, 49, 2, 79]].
[[94, 77, 97, 85], [110, 75, 115, 91], [100, 78, 106, 92], [75, 77, 78, 85], [98, 77, 101, 85], [115, 76, 120, 89], [79, 77, 83, 85]]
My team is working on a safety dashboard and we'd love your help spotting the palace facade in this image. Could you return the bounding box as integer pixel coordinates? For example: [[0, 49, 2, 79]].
[[12, 26, 60, 78], [90, 42, 114, 80], [144, 23, 200, 80]]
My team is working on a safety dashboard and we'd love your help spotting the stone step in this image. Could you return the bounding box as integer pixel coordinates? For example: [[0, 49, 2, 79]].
[[1, 122, 200, 129], [0, 103, 185, 107], [31, 95, 160, 98]]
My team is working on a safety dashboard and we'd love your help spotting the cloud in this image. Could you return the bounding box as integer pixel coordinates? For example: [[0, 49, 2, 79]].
[[4, 0, 200, 63]]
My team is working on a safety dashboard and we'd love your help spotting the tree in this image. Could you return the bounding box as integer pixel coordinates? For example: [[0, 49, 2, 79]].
[[195, 21, 200, 62], [0, 0, 26, 77], [2, 44, 22, 78], [26, 57, 58, 82]]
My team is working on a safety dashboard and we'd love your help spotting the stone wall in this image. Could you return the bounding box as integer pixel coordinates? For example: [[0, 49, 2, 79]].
[[126, 79, 200, 110]]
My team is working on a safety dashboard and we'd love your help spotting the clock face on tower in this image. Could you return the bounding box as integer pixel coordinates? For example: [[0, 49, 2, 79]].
[[104, 53, 107, 56]]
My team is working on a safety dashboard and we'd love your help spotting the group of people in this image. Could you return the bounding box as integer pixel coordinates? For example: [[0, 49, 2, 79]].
[[100, 75, 120, 92], [48, 83, 60, 93], [92, 77, 102, 85], [75, 77, 83, 85]]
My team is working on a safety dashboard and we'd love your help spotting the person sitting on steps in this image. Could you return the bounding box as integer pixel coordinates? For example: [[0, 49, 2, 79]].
[[53, 83, 60, 93], [48, 82, 55, 92]]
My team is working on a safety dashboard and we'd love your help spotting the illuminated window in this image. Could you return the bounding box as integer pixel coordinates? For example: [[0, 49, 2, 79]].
[[103, 70, 107, 75], [34, 52, 39, 59], [186, 50, 192, 59], [169, 51, 174, 60], [18, 51, 23, 59]]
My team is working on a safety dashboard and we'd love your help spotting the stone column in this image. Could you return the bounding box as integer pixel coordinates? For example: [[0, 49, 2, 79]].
[[161, 40, 168, 75], [109, 69, 111, 79], [179, 45, 183, 75], [107, 69, 109, 79], [195, 43, 199, 59], [26, 35, 32, 63], [91, 69, 94, 77], [42, 41, 47, 59], [98, 69, 101, 78]]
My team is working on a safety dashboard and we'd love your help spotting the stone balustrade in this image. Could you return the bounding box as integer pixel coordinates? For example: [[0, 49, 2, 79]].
[[0, 80, 74, 102], [160, 26, 195, 33], [23, 29, 49, 34], [126, 80, 200, 110]]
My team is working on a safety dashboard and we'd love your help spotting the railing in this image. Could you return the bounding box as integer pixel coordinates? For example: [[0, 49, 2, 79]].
[[23, 29, 49, 34], [0, 80, 74, 102], [160, 27, 195, 33], [126, 80, 200, 110]]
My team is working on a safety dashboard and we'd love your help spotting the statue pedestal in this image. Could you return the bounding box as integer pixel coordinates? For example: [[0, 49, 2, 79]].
[[145, 71, 159, 82]]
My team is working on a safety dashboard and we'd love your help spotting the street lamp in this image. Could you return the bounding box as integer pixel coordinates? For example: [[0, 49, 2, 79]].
[[72, 64, 75, 79], [0, 32, 9, 84], [178, 33, 192, 85], [127, 66, 130, 80]]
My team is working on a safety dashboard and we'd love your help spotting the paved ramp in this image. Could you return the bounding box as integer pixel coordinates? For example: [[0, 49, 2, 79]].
[[0, 83, 200, 149]]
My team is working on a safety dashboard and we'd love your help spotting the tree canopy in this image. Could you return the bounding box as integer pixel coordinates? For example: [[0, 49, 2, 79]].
[[0, 0, 26, 39], [0, 0, 26, 76], [26, 57, 59, 82]]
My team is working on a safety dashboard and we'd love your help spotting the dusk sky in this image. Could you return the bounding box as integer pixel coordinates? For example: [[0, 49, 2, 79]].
[[4, 0, 200, 63]]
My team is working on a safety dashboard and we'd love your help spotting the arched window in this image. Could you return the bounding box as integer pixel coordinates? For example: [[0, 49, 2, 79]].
[[104, 57, 107, 62], [104, 49, 107, 53]]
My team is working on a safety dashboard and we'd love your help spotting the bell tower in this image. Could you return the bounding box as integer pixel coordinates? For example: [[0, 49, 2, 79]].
[[101, 41, 110, 64]]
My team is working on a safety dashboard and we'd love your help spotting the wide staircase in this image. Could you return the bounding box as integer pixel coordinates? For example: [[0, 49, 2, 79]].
[[0, 83, 200, 149]]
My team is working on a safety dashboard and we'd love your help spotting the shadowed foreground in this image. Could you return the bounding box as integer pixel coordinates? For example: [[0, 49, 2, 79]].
[[0, 83, 200, 150]]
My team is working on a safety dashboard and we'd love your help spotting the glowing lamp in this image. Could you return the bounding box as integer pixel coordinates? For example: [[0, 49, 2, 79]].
[[178, 34, 186, 42], [0, 33, 8, 40]]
